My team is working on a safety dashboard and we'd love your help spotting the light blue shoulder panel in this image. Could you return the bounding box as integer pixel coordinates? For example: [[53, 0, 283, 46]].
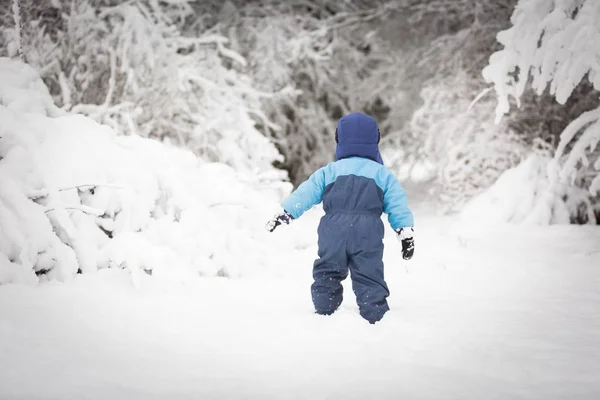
[[281, 157, 414, 229]]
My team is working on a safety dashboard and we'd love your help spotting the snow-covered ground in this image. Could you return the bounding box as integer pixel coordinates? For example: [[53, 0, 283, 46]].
[[1, 205, 599, 400], [1, 57, 599, 400]]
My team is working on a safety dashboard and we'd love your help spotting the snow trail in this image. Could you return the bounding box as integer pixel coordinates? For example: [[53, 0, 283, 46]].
[[1, 208, 599, 400]]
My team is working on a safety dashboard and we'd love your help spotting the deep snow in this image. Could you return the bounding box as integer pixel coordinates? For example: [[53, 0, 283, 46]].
[[1, 56, 599, 400], [1, 206, 599, 400]]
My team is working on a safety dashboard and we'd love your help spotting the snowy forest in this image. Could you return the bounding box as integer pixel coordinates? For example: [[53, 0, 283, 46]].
[[3, 0, 600, 217], [1, 1, 600, 399]]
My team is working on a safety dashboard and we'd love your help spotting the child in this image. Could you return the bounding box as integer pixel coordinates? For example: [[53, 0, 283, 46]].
[[266, 112, 414, 324]]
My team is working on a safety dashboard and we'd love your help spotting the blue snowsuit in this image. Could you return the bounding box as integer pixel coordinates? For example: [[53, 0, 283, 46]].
[[281, 112, 414, 323]]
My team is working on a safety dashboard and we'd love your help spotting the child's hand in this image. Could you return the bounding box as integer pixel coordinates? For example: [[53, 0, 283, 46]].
[[265, 210, 294, 232], [396, 227, 414, 260]]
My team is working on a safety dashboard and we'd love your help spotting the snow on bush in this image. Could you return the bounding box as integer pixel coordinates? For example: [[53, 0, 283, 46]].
[[4, 0, 283, 175], [376, 1, 524, 212], [0, 58, 297, 285], [225, 2, 401, 184], [460, 151, 592, 225], [388, 72, 528, 213], [481, 0, 600, 223]]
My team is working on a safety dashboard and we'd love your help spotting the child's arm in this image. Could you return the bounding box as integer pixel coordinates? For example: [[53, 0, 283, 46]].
[[281, 167, 326, 219], [381, 169, 415, 260], [266, 167, 326, 232], [381, 169, 414, 230]]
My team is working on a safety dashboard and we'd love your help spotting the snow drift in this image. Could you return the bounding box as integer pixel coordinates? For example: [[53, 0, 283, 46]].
[[0, 58, 299, 285], [461, 153, 597, 225]]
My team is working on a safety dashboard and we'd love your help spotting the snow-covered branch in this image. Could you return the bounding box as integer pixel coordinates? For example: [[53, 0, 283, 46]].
[[478, 0, 600, 223], [29, 184, 125, 200], [483, 0, 600, 122], [44, 205, 105, 217], [11, 0, 24, 62], [15, 0, 283, 174]]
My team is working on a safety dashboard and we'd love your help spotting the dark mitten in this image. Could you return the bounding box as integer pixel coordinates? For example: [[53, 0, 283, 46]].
[[265, 210, 294, 232], [396, 227, 415, 260]]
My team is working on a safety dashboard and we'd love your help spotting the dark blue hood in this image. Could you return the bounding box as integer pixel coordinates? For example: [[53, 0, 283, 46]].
[[335, 112, 383, 164]]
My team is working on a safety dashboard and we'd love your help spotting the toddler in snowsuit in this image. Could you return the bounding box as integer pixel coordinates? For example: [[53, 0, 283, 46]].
[[266, 112, 414, 324]]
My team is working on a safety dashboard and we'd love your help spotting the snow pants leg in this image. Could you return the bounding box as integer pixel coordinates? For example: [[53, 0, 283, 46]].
[[312, 214, 390, 323], [312, 219, 349, 315], [348, 242, 389, 324]]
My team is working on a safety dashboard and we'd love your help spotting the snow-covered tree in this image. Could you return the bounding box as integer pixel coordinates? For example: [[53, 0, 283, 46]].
[[483, 0, 600, 223], [218, 0, 397, 183], [376, 0, 526, 210], [1, 0, 283, 176], [389, 71, 527, 212]]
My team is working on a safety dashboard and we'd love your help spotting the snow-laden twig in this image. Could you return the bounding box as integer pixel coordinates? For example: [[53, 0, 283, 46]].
[[97, 0, 137, 18], [12, 0, 24, 62], [244, 107, 282, 132], [58, 71, 72, 110], [103, 48, 117, 108], [182, 34, 231, 45], [324, 4, 393, 31], [217, 41, 247, 67], [29, 184, 125, 200], [44, 205, 105, 216], [554, 108, 600, 161], [468, 87, 494, 111]]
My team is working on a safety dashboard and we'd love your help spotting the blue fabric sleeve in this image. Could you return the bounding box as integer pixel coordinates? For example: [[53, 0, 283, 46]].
[[281, 167, 326, 219], [381, 169, 414, 230]]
